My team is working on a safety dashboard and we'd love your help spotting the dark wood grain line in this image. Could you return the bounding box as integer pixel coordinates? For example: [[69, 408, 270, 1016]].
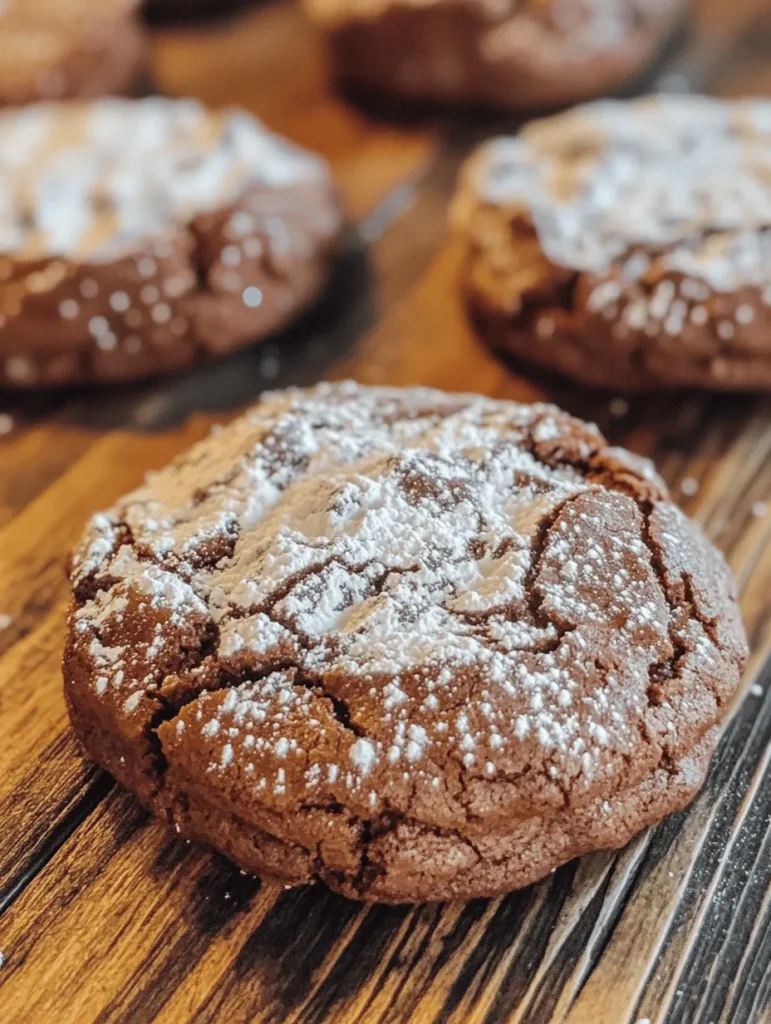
[[525, 841, 652, 1023], [290, 904, 424, 1024], [730, 900, 771, 1024], [0, 774, 112, 918], [443, 875, 579, 1024], [411, 889, 552, 1024], [0, 729, 106, 901], [661, 671, 771, 1023], [725, 877, 771, 1023], [91, 867, 264, 1024], [0, 422, 97, 531]]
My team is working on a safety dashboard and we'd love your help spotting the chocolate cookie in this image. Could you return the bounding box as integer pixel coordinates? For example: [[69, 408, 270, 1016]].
[[455, 96, 771, 391], [0, 98, 343, 388], [0, 0, 146, 107], [304, 0, 684, 110], [64, 382, 747, 903]]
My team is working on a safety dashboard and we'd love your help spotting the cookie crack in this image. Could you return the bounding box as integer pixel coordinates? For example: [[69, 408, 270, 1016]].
[[681, 570, 722, 651], [305, 679, 365, 739], [345, 813, 485, 897], [524, 492, 583, 631], [637, 501, 689, 695], [72, 520, 137, 602]]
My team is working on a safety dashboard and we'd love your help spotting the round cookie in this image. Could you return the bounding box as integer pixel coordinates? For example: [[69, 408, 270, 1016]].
[[0, 98, 343, 388], [304, 0, 684, 111], [0, 0, 146, 107], [64, 382, 747, 903], [454, 96, 771, 391]]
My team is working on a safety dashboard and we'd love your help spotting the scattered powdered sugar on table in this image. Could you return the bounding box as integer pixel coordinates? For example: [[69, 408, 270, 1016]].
[[69, 382, 736, 806]]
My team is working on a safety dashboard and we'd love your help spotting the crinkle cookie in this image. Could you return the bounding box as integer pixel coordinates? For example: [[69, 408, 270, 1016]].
[[0, 98, 342, 387], [64, 382, 747, 903], [305, 0, 684, 110], [0, 0, 146, 107], [455, 97, 771, 391]]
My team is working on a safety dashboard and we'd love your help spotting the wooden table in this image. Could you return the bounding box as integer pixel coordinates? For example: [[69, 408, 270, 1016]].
[[2, 3, 771, 1021]]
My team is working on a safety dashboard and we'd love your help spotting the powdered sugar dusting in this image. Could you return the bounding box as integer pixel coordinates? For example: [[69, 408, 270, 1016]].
[[70, 383, 739, 806], [0, 97, 327, 261], [457, 96, 771, 292]]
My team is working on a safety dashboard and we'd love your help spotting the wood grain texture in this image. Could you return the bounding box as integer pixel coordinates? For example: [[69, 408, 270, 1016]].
[[2, 1, 771, 1021]]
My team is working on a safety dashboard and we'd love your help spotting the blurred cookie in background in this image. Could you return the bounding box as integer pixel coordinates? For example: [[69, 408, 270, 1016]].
[[304, 0, 685, 111], [0, 97, 344, 388], [454, 96, 771, 391], [0, 0, 146, 107], [143, 0, 245, 22]]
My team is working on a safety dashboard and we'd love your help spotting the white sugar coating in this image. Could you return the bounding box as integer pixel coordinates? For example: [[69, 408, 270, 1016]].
[[350, 737, 377, 775], [0, 613, 11, 630], [71, 382, 739, 797], [455, 96, 771, 291], [0, 97, 329, 261]]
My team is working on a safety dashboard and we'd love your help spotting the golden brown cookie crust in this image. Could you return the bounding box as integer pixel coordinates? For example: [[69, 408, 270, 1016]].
[[64, 383, 747, 902]]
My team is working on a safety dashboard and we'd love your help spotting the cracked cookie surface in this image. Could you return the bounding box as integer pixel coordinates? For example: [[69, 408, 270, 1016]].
[[455, 96, 771, 391], [64, 382, 747, 902], [0, 97, 342, 387]]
